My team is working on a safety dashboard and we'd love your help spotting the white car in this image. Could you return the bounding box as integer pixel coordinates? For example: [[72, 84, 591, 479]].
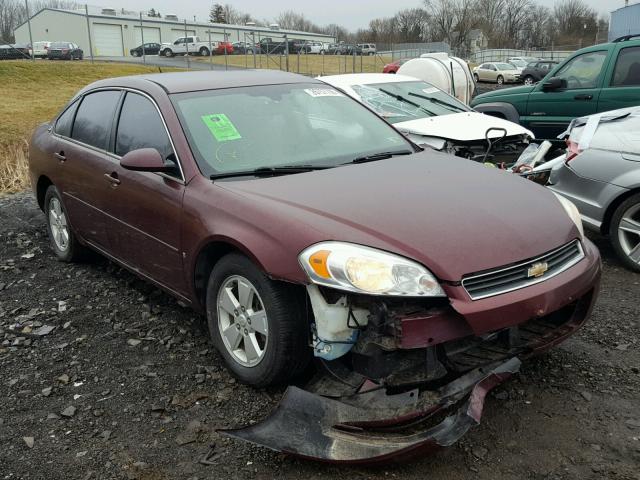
[[160, 36, 214, 57], [357, 43, 377, 56], [31, 41, 51, 58], [473, 62, 521, 84], [319, 73, 534, 163]]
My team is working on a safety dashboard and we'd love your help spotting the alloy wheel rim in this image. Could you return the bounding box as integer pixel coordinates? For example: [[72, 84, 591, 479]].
[[48, 198, 69, 252], [217, 275, 268, 367], [618, 203, 640, 265]]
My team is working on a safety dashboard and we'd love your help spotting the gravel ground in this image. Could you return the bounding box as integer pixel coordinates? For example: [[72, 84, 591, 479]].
[[1, 191, 639, 480]]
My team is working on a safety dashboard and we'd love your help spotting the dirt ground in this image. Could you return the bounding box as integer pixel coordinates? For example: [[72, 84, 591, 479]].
[[1, 190, 639, 480]]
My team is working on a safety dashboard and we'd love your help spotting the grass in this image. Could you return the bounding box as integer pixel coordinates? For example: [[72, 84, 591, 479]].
[[193, 53, 392, 76], [0, 60, 179, 194]]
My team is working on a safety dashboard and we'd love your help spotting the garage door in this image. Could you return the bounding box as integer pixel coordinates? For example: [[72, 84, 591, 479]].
[[170, 29, 195, 41], [134, 27, 161, 47], [93, 23, 123, 56]]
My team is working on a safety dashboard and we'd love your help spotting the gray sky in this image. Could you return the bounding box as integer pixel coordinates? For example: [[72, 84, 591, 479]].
[[91, 0, 616, 30]]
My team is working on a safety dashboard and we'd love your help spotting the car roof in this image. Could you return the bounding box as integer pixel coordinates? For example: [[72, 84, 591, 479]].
[[85, 70, 320, 94], [318, 73, 420, 88]]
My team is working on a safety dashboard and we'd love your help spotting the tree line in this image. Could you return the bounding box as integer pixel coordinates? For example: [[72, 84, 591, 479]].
[[2, 0, 609, 54]]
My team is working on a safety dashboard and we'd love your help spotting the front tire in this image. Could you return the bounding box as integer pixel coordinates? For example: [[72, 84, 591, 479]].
[[205, 254, 310, 387], [44, 186, 88, 262], [473, 73, 479, 82], [163, 49, 173, 57], [610, 193, 640, 272], [523, 75, 534, 85]]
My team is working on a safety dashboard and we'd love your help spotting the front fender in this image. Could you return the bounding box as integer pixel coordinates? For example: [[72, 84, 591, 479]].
[[473, 102, 521, 125]]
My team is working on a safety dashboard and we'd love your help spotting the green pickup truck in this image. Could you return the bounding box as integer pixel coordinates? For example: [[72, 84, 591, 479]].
[[471, 35, 640, 140]]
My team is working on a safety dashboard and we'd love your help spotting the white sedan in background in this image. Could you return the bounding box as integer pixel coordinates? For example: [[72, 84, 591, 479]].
[[473, 62, 521, 84], [319, 73, 534, 164]]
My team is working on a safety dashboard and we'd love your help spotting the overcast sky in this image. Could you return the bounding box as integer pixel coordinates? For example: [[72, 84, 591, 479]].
[[91, 0, 618, 30]]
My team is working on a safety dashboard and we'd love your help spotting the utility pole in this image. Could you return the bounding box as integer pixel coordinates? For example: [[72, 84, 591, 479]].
[[139, 12, 145, 64], [24, 0, 35, 62], [85, 4, 94, 63]]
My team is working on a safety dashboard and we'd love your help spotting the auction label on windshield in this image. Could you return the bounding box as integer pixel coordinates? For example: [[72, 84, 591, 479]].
[[304, 88, 344, 97], [201, 114, 242, 142]]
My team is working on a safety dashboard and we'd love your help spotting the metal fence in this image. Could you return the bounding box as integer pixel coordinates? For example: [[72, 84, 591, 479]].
[[469, 48, 575, 64], [380, 42, 451, 61]]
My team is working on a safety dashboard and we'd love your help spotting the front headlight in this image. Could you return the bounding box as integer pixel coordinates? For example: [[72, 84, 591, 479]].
[[553, 192, 584, 238], [299, 242, 445, 297]]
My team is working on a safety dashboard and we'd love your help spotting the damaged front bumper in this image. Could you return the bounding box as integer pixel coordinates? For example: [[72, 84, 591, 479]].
[[222, 357, 520, 464]]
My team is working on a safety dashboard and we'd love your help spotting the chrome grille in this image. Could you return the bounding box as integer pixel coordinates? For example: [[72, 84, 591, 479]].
[[462, 240, 584, 300]]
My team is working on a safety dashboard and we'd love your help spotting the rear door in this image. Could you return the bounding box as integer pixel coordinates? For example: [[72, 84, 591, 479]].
[[523, 50, 610, 139], [598, 45, 640, 112], [105, 91, 187, 296], [55, 90, 123, 250]]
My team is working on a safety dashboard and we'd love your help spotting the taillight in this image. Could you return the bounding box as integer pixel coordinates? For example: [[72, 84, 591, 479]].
[[565, 139, 580, 163]]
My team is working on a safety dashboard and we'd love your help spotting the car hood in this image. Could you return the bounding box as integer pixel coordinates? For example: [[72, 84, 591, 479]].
[[394, 112, 533, 142], [473, 84, 535, 102], [219, 151, 578, 281]]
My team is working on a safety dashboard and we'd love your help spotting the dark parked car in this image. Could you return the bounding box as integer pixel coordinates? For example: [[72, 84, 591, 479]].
[[520, 60, 559, 85], [232, 41, 258, 54], [47, 42, 83, 60], [331, 43, 362, 55], [0, 43, 31, 60], [29, 70, 600, 463], [130, 42, 161, 57]]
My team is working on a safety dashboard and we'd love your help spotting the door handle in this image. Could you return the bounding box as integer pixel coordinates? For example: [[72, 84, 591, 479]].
[[104, 172, 121, 186], [574, 94, 593, 100], [54, 151, 66, 162]]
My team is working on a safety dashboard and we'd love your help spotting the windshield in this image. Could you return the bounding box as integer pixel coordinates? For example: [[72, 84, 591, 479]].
[[350, 81, 469, 123], [171, 83, 413, 176], [496, 63, 515, 71], [508, 59, 527, 68], [51, 42, 70, 48]]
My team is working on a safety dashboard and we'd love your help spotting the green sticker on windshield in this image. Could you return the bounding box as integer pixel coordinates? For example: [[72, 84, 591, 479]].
[[201, 113, 242, 142]]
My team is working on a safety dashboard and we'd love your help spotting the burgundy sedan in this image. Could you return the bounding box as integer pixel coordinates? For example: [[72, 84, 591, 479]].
[[29, 71, 600, 463]]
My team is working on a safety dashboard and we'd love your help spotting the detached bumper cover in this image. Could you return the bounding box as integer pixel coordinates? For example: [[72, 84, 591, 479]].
[[220, 357, 520, 464]]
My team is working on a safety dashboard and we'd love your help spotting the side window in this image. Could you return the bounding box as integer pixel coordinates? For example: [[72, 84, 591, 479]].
[[71, 90, 121, 150], [115, 92, 178, 176], [554, 51, 608, 89], [54, 101, 78, 137], [612, 46, 640, 87]]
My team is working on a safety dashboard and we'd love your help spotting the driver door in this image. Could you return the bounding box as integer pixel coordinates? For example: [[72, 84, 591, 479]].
[[523, 50, 609, 139]]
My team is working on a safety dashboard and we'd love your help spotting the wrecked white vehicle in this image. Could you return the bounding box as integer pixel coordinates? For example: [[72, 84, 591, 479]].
[[320, 73, 534, 165]]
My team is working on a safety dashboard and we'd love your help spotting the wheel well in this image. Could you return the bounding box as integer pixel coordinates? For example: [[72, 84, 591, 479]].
[[601, 187, 640, 235], [36, 176, 52, 211], [193, 241, 241, 309]]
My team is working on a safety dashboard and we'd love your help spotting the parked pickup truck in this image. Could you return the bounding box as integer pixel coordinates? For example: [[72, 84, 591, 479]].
[[471, 34, 640, 140], [160, 36, 216, 57]]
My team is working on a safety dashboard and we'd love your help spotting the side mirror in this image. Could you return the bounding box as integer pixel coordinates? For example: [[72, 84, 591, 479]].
[[542, 77, 567, 91], [120, 148, 170, 172]]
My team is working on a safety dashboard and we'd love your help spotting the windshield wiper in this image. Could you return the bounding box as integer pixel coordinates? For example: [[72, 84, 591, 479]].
[[377, 88, 438, 117], [349, 150, 413, 164], [210, 165, 329, 181], [407, 92, 467, 113]]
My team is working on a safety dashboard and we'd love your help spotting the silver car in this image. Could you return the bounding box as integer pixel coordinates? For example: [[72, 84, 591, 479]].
[[546, 107, 640, 272]]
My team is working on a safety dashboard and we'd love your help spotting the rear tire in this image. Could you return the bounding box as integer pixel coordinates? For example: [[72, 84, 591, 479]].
[[610, 193, 640, 272], [205, 254, 310, 387], [131, 50, 139, 57], [497, 75, 504, 85], [44, 186, 88, 262], [199, 47, 210, 56], [473, 73, 479, 82]]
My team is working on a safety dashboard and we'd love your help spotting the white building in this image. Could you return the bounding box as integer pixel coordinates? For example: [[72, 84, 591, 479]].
[[14, 7, 335, 57]]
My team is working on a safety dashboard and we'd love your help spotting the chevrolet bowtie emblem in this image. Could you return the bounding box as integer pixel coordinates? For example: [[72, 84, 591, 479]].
[[527, 262, 549, 278]]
